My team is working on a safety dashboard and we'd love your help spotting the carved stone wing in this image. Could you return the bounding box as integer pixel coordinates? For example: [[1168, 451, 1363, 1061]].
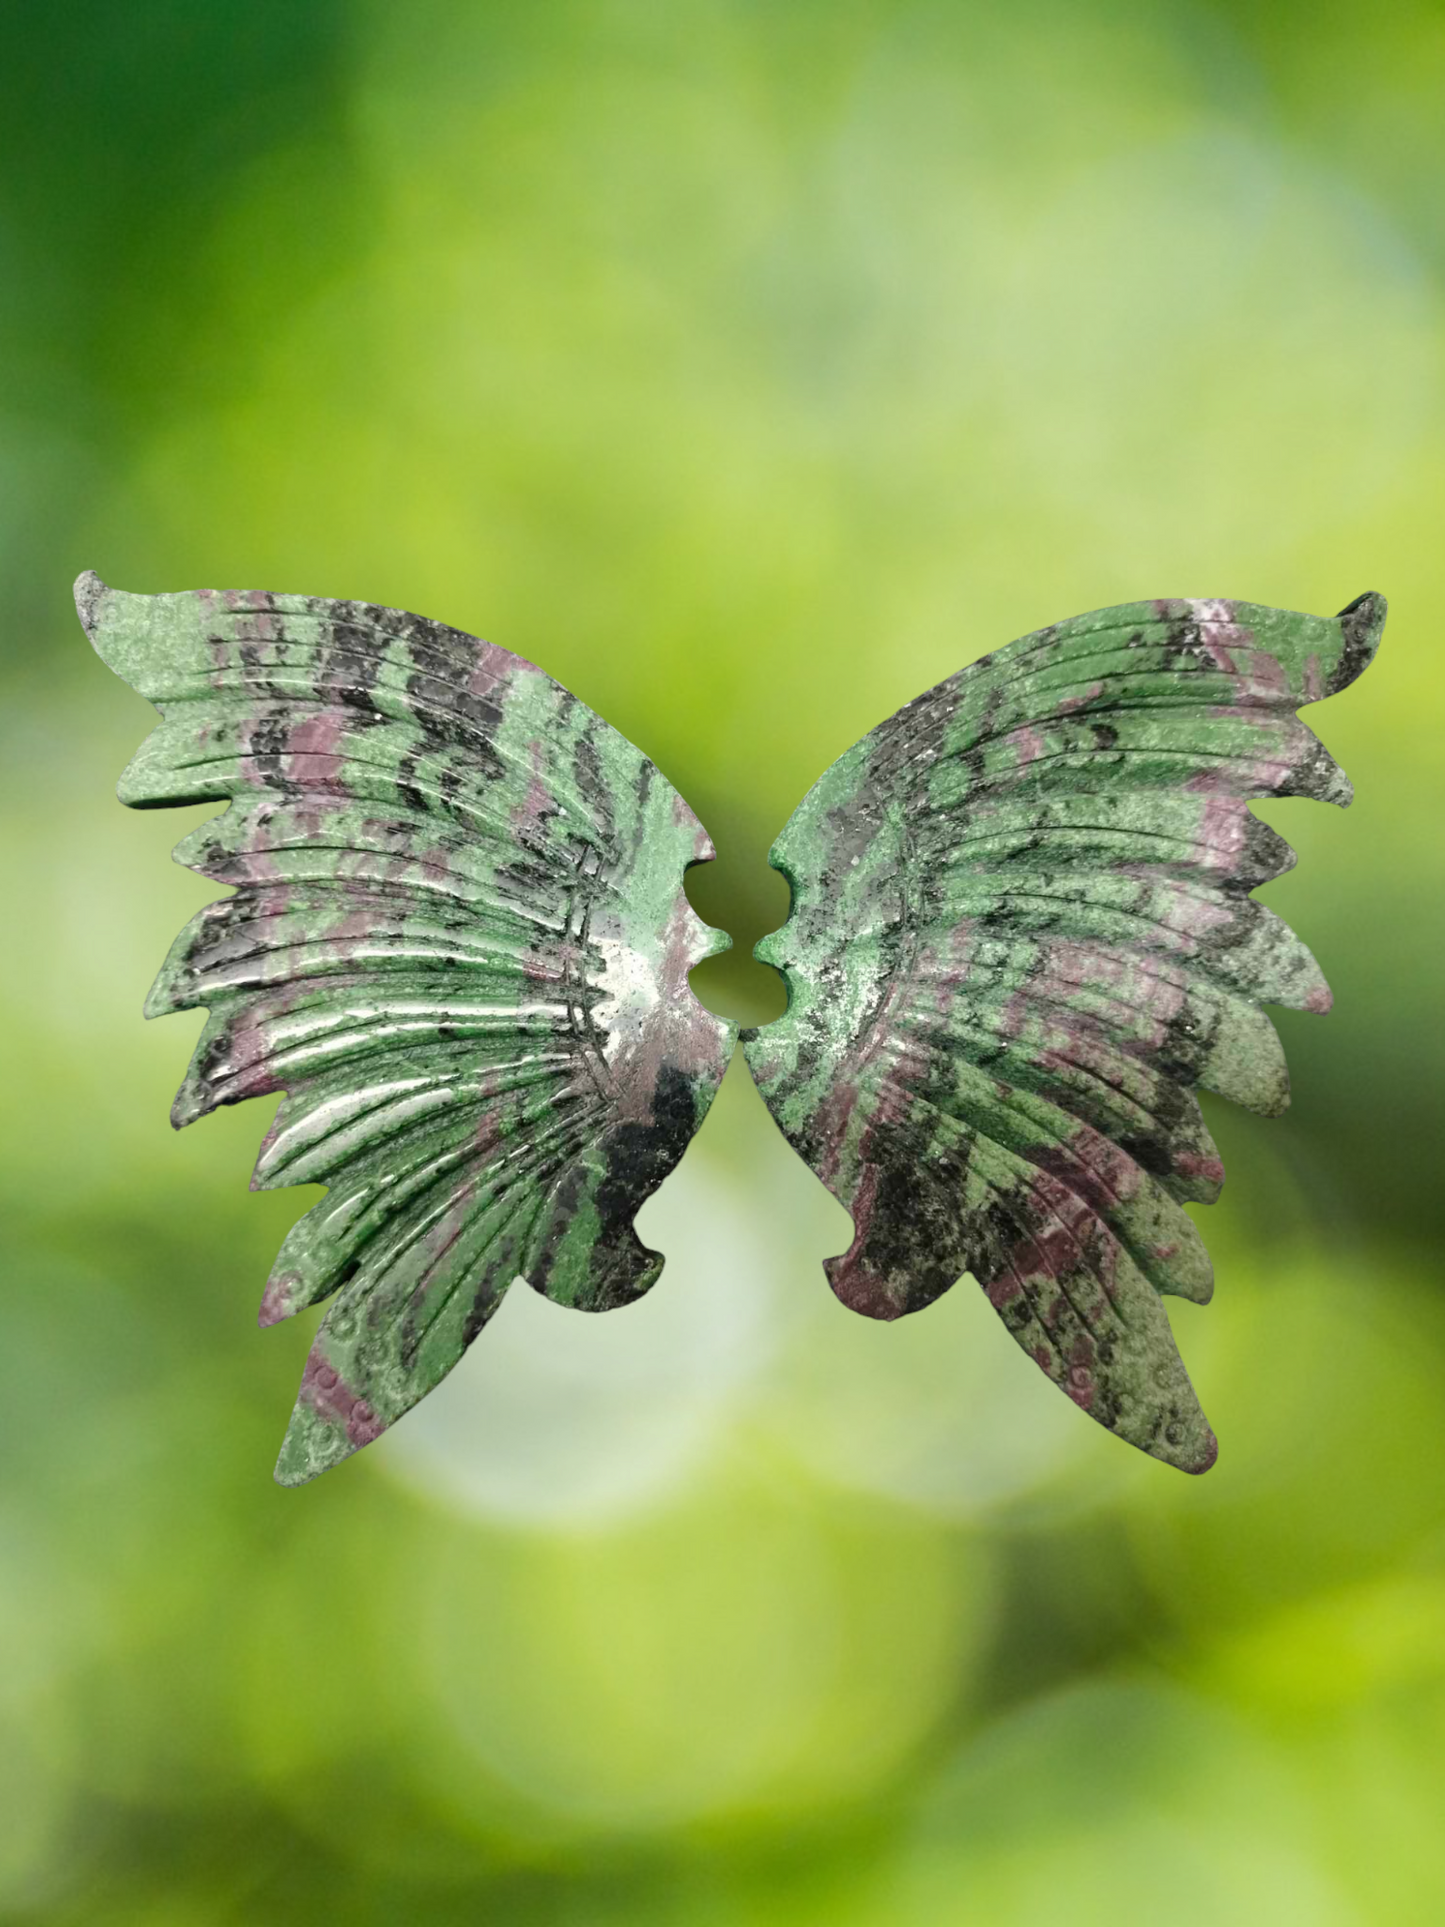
[[743, 594, 1385, 1472], [79, 575, 734, 1484]]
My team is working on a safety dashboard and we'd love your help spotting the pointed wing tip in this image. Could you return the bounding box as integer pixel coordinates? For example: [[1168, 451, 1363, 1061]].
[[1336, 588, 1386, 623], [272, 1459, 319, 1490], [257, 1274, 301, 1328], [1180, 1428, 1219, 1475], [1329, 592, 1386, 695], [168, 1083, 209, 1129], [75, 570, 147, 682], [1126, 1421, 1218, 1477], [1145, 1411, 1217, 1475], [74, 570, 109, 642], [271, 1343, 390, 1486], [273, 1407, 364, 1487], [273, 1416, 323, 1485], [1168, 1268, 1215, 1307]]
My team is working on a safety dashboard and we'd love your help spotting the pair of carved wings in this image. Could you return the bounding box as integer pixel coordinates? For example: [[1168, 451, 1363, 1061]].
[[78, 573, 1383, 1484]]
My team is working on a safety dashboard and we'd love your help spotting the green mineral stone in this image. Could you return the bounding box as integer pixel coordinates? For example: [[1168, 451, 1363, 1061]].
[[82, 576, 1383, 1482], [744, 592, 1385, 1474], [77, 574, 736, 1484]]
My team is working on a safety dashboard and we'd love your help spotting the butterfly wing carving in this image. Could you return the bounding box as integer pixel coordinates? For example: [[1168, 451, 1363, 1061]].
[[78, 574, 734, 1484], [743, 594, 1384, 1472]]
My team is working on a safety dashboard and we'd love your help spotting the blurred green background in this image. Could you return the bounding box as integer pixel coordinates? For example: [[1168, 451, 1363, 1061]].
[[3, 2, 1444, 1921]]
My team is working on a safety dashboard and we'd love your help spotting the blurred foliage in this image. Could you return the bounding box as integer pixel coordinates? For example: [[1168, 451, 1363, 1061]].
[[2, 1, 1444, 1921]]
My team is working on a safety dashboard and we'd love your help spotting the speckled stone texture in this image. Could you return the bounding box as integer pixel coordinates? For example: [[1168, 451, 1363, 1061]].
[[78, 574, 735, 1484], [744, 593, 1385, 1473], [83, 577, 1382, 1482]]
